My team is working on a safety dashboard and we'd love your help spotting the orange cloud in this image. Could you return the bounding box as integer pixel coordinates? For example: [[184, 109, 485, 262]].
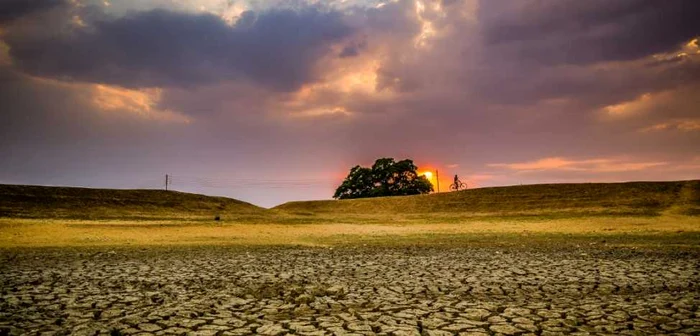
[[488, 157, 668, 173], [23, 73, 189, 123], [602, 92, 653, 117], [91, 84, 190, 123], [291, 106, 352, 118], [295, 58, 386, 99], [414, 0, 437, 48], [651, 37, 700, 63], [279, 56, 394, 120], [639, 119, 700, 133]]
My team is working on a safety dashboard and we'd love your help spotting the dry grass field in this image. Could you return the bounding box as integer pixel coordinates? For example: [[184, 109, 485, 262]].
[[1, 180, 699, 248], [1, 216, 699, 248]]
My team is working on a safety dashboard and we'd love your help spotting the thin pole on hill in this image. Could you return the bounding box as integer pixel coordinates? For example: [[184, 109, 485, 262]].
[[165, 174, 169, 191], [436, 170, 440, 193]]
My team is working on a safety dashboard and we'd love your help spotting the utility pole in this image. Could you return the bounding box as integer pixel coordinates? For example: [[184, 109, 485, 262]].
[[165, 174, 169, 191], [436, 169, 440, 193]]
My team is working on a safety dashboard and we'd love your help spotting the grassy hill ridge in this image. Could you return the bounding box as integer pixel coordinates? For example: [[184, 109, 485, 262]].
[[1, 181, 698, 222], [2, 181, 699, 248], [0, 184, 265, 220], [274, 180, 700, 219]]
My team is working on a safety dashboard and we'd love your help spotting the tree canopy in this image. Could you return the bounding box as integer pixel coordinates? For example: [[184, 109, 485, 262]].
[[333, 158, 433, 199]]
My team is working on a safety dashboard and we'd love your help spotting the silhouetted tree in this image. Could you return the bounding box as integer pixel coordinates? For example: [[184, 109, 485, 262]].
[[333, 158, 433, 199]]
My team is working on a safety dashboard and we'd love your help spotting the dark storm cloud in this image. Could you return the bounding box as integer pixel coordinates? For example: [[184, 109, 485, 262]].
[[470, 54, 700, 107], [5, 6, 355, 91], [307, 0, 700, 169], [339, 40, 367, 58], [479, 0, 700, 65], [459, 0, 700, 107], [0, 0, 63, 24]]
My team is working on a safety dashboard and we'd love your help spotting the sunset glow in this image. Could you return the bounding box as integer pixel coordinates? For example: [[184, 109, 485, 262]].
[[0, 0, 698, 207]]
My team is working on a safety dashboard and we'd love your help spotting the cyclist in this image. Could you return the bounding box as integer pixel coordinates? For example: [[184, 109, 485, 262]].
[[451, 175, 466, 191]]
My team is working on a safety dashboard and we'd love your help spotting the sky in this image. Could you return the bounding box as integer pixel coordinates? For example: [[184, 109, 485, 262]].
[[1, 0, 699, 207]]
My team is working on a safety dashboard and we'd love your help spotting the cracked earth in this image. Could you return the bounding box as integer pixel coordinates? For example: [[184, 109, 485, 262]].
[[1, 246, 699, 335]]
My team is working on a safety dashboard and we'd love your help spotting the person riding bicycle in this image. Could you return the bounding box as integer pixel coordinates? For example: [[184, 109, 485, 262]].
[[451, 174, 466, 191]]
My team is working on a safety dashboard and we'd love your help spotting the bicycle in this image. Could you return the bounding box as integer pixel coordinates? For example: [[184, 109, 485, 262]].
[[450, 175, 467, 191]]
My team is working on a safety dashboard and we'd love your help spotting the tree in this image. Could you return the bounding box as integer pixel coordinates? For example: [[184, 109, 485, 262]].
[[333, 158, 433, 199]]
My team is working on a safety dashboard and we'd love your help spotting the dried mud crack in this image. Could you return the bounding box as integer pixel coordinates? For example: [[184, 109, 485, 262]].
[[1, 246, 698, 335]]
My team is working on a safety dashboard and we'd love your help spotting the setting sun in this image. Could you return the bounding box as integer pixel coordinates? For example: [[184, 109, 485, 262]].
[[421, 171, 433, 179]]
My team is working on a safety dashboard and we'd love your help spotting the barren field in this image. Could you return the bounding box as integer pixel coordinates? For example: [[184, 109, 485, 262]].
[[1, 245, 699, 336], [2, 182, 699, 335]]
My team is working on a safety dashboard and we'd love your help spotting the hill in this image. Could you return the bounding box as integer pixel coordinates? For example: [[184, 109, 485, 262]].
[[274, 180, 700, 220], [2, 181, 698, 223], [0, 184, 266, 220]]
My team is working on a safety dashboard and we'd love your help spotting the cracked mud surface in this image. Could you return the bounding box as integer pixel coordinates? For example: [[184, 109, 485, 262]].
[[1, 246, 699, 335]]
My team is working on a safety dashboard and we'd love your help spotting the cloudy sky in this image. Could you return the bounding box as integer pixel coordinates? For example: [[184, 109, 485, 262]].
[[1, 0, 699, 207]]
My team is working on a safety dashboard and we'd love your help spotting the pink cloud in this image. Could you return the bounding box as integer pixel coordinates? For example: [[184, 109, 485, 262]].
[[488, 157, 668, 173]]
